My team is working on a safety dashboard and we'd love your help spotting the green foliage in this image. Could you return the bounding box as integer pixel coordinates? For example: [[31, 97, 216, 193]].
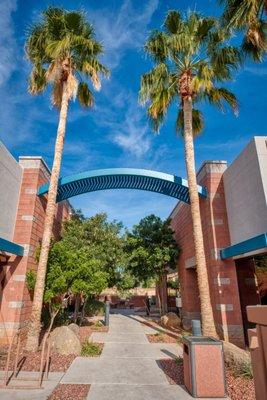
[[26, 269, 36, 291], [175, 356, 183, 366], [167, 279, 179, 290], [220, 0, 266, 61], [125, 215, 180, 283], [84, 298, 105, 317], [81, 341, 103, 357], [233, 360, 253, 379], [140, 10, 240, 134], [25, 7, 109, 107]]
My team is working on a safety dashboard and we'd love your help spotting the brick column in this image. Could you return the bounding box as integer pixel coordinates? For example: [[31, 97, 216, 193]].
[[171, 161, 244, 347], [0, 157, 71, 343], [0, 157, 50, 343]]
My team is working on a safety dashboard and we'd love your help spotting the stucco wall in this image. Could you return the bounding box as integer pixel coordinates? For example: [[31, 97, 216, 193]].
[[0, 142, 22, 241], [223, 136, 267, 245]]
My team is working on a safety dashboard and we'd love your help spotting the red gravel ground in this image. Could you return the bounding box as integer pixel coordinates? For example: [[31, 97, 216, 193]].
[[147, 333, 177, 343], [48, 383, 90, 400], [0, 324, 106, 372], [0, 349, 76, 372], [158, 359, 256, 400]]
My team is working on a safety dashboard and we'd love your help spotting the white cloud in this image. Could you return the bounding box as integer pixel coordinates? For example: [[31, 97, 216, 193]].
[[90, 0, 159, 68], [112, 100, 151, 157], [0, 0, 17, 86]]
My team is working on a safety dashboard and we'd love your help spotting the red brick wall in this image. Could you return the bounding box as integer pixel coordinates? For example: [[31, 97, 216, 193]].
[[171, 161, 244, 347], [0, 158, 71, 343]]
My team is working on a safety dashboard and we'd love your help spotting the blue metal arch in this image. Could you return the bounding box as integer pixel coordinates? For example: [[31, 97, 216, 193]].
[[38, 168, 207, 204]]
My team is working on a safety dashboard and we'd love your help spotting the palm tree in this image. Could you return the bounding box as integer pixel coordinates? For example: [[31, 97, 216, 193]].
[[140, 11, 241, 337], [25, 7, 109, 351], [220, 0, 266, 60]]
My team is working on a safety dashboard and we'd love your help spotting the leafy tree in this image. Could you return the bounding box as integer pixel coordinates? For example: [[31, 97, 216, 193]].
[[25, 7, 109, 350], [220, 0, 266, 60], [125, 215, 179, 314], [140, 10, 240, 337], [26, 247, 68, 334], [60, 213, 125, 287]]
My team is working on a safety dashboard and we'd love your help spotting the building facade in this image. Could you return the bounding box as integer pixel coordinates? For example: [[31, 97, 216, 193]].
[[0, 136, 266, 347], [170, 136, 267, 347], [0, 142, 71, 343]]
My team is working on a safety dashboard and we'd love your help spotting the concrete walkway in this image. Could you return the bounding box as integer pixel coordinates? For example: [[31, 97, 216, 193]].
[[62, 311, 218, 400]]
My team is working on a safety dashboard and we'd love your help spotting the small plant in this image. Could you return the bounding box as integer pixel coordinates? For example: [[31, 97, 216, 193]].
[[90, 320, 104, 330], [175, 356, 183, 366], [81, 341, 103, 357], [234, 361, 253, 379]]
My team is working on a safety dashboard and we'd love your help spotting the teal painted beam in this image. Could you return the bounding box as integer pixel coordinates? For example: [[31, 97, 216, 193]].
[[38, 168, 207, 204], [0, 237, 24, 256], [220, 233, 267, 259]]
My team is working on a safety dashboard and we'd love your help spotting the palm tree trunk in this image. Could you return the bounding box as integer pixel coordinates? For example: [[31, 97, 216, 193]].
[[26, 81, 69, 351], [183, 97, 218, 338]]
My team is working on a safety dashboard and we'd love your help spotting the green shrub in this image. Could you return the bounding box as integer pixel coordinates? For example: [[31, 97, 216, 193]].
[[81, 341, 102, 357], [234, 361, 253, 379], [175, 356, 183, 366], [85, 298, 105, 317]]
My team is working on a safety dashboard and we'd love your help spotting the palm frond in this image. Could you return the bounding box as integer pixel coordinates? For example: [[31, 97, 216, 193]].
[[28, 65, 47, 94], [164, 10, 182, 34], [144, 31, 169, 62], [205, 87, 238, 114], [77, 82, 94, 107]]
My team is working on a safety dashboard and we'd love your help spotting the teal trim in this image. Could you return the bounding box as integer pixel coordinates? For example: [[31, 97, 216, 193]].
[[38, 168, 207, 204], [220, 233, 267, 259], [0, 237, 24, 256]]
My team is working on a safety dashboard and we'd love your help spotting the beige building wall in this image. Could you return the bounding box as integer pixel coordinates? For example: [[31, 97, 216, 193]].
[[0, 142, 22, 241], [223, 136, 267, 245]]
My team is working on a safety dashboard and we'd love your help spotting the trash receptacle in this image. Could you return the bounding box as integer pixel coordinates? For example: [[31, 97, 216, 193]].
[[183, 336, 226, 398]]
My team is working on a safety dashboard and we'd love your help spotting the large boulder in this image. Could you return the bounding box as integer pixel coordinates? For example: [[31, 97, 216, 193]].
[[161, 312, 181, 329], [50, 326, 81, 355], [223, 341, 250, 368], [68, 323, 80, 336]]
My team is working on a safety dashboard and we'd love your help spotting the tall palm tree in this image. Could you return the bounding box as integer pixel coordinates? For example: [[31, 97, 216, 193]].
[[220, 0, 267, 60], [25, 7, 109, 351], [140, 11, 240, 337]]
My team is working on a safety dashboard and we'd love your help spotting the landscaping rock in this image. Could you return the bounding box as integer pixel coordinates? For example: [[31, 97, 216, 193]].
[[50, 326, 81, 355], [68, 323, 80, 336], [223, 341, 250, 368], [161, 312, 181, 328]]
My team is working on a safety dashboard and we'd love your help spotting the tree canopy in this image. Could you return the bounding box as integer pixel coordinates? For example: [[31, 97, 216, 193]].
[[124, 215, 180, 283], [140, 10, 241, 134], [25, 7, 109, 108]]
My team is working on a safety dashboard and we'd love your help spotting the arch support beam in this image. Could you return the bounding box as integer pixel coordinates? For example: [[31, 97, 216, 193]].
[[38, 168, 207, 204]]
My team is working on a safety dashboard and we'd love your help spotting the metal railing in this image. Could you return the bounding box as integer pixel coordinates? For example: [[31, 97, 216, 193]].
[[0, 330, 51, 389]]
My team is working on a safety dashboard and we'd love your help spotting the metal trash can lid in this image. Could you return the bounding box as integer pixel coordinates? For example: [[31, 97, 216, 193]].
[[183, 336, 222, 346]]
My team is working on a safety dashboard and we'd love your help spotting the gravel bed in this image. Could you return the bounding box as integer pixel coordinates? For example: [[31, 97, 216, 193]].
[[48, 383, 90, 400], [147, 333, 178, 343], [0, 349, 76, 372], [0, 324, 106, 372], [158, 358, 256, 400]]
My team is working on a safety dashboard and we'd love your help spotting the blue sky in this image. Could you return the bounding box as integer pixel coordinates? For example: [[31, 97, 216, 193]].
[[0, 0, 266, 228]]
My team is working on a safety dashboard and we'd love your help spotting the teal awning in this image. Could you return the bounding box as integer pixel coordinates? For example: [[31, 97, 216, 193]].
[[220, 233, 267, 259], [0, 237, 24, 256], [38, 168, 207, 204]]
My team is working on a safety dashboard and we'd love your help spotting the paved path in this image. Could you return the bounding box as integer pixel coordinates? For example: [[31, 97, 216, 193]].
[[62, 311, 218, 400]]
